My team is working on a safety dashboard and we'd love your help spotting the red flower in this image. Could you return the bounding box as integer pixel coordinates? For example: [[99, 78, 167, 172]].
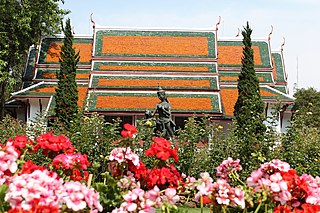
[[145, 137, 179, 162], [128, 160, 147, 180], [121, 123, 138, 138], [274, 206, 292, 213], [144, 164, 182, 190], [294, 203, 320, 213], [52, 153, 90, 170], [8, 200, 59, 213], [8, 136, 34, 150], [202, 196, 213, 204], [19, 160, 46, 175], [34, 132, 74, 157], [70, 169, 86, 181], [281, 170, 308, 207]]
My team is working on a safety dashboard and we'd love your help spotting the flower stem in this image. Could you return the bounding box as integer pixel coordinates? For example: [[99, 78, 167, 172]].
[[0, 200, 4, 213], [200, 195, 204, 213], [222, 206, 227, 213], [166, 206, 170, 213], [254, 202, 262, 213]]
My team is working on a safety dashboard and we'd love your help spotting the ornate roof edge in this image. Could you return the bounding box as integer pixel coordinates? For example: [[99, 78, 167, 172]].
[[218, 37, 269, 42], [94, 26, 216, 32], [11, 81, 46, 96]]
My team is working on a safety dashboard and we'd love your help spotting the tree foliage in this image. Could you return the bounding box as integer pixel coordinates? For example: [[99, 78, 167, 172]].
[[54, 18, 79, 128], [0, 0, 68, 120], [233, 22, 267, 171], [292, 87, 320, 128]]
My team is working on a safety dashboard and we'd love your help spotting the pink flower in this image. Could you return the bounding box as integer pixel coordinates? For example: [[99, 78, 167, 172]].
[[5, 169, 64, 210], [62, 181, 103, 212], [112, 207, 127, 213], [146, 186, 162, 206], [163, 188, 180, 205], [109, 147, 140, 167], [122, 190, 139, 211], [233, 187, 245, 209], [0, 141, 20, 184], [216, 157, 242, 180]]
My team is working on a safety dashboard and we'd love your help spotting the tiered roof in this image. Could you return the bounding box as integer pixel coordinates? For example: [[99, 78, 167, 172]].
[[16, 25, 294, 118], [93, 30, 216, 59], [218, 39, 271, 68]]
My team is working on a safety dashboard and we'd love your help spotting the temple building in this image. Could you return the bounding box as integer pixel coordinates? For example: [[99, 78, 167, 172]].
[[6, 22, 294, 132]]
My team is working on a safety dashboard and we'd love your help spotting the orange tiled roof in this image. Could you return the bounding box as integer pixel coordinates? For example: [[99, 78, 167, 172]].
[[77, 86, 88, 106], [99, 64, 209, 72], [42, 73, 90, 80], [220, 88, 238, 116], [218, 46, 262, 65], [46, 42, 92, 63], [102, 36, 209, 56], [97, 79, 211, 88], [33, 86, 56, 93], [31, 85, 87, 106], [96, 96, 213, 110], [220, 76, 264, 82], [220, 87, 278, 116], [272, 57, 277, 81]]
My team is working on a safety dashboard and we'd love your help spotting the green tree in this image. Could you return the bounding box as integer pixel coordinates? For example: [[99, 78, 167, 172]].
[[0, 0, 68, 120], [281, 88, 320, 176], [292, 87, 320, 128], [54, 18, 80, 128], [233, 22, 267, 171]]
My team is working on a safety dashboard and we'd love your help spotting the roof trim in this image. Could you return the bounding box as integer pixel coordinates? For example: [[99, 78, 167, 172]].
[[221, 84, 294, 101], [88, 90, 220, 95], [94, 26, 216, 32], [218, 37, 269, 42], [40, 34, 93, 39], [11, 81, 45, 96]]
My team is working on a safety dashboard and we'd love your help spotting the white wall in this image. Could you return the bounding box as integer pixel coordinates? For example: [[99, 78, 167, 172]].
[[281, 112, 292, 133], [264, 104, 281, 133], [27, 98, 50, 124], [264, 103, 293, 133]]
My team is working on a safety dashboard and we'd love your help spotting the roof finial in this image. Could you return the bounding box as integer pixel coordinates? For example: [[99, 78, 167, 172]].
[[215, 16, 221, 31], [90, 13, 96, 29], [235, 28, 240, 37], [281, 37, 285, 52], [268, 25, 273, 41]]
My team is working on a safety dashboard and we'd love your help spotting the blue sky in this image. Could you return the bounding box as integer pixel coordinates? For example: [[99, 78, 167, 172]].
[[60, 0, 320, 94]]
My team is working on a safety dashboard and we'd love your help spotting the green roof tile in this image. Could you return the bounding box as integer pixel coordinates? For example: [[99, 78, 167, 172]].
[[272, 52, 286, 83], [23, 46, 37, 81]]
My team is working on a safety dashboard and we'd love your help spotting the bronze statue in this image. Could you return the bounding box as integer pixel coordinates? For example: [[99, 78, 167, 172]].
[[151, 86, 176, 139]]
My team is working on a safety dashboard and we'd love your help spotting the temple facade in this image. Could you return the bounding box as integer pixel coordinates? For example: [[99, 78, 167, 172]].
[[6, 23, 294, 132]]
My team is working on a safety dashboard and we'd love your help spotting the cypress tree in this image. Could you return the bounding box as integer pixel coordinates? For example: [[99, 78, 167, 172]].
[[234, 22, 266, 170], [55, 18, 79, 128]]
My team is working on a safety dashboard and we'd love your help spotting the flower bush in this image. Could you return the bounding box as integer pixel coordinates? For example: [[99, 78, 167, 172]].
[[2, 122, 320, 213], [101, 124, 320, 213], [0, 133, 103, 213]]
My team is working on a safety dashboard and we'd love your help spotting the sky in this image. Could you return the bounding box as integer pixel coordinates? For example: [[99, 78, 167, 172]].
[[60, 0, 320, 95]]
